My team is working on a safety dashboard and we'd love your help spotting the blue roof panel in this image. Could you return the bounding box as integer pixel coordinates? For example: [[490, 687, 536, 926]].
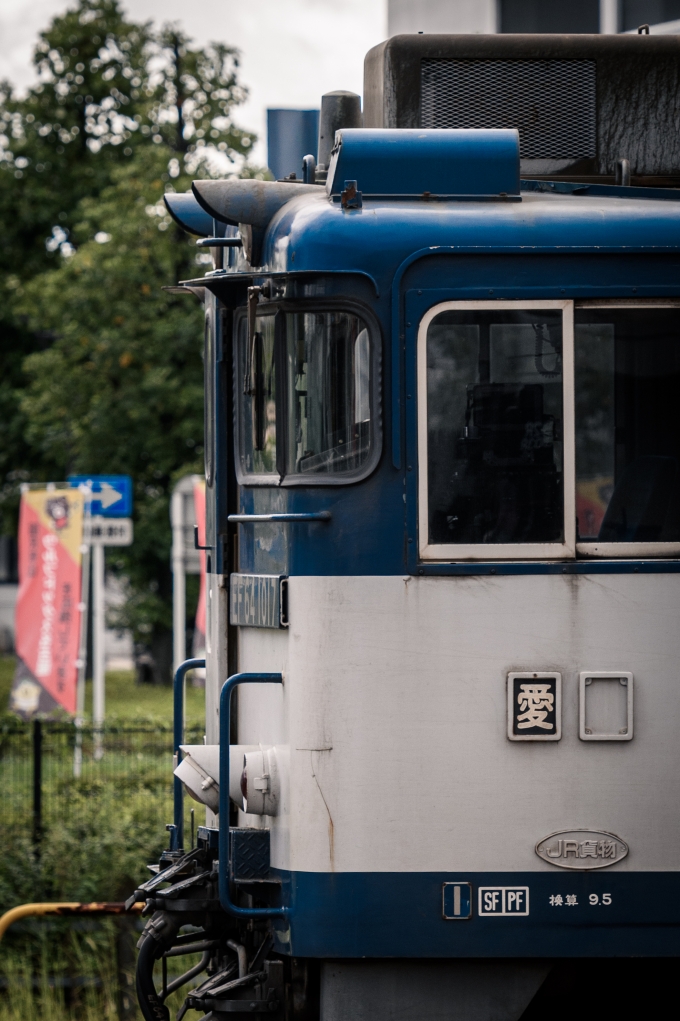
[[326, 128, 520, 198], [263, 188, 680, 280]]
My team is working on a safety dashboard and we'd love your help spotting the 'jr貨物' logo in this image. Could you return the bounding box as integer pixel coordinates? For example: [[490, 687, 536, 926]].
[[535, 830, 629, 869]]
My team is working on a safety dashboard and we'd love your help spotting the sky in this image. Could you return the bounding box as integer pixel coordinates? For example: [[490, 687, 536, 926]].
[[0, 0, 388, 166]]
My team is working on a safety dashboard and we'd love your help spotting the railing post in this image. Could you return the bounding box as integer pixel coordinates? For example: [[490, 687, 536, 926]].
[[173, 658, 206, 851], [32, 719, 42, 850], [218, 673, 289, 918]]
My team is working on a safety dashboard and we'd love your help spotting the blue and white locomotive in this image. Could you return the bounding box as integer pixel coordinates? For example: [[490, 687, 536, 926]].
[[132, 32, 680, 1021]]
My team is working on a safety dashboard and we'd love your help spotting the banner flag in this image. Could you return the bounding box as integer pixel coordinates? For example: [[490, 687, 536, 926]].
[[192, 477, 207, 661], [10, 486, 85, 718]]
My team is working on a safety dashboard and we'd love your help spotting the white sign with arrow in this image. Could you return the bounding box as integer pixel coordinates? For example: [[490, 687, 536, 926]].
[[67, 474, 134, 759]]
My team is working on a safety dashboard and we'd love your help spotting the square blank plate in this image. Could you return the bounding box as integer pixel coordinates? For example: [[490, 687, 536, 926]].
[[579, 671, 633, 741]]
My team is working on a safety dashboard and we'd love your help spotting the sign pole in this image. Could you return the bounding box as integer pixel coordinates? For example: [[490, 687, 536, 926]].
[[68, 474, 133, 765], [73, 543, 91, 778], [171, 487, 187, 674], [73, 482, 92, 778], [92, 543, 105, 761], [33, 719, 43, 850]]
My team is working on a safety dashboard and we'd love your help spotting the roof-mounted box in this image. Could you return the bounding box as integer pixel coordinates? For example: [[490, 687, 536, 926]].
[[326, 128, 520, 198], [364, 34, 680, 185]]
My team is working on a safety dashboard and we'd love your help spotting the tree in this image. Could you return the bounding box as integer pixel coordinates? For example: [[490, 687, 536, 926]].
[[0, 0, 153, 524], [16, 146, 205, 677], [0, 0, 253, 279], [1, 0, 259, 678], [0, 1, 150, 281]]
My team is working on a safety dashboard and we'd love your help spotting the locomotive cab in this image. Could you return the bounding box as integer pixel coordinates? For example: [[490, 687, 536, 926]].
[[133, 32, 680, 1021]]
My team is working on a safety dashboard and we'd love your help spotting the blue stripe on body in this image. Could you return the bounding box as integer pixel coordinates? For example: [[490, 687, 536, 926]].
[[272, 870, 680, 958]]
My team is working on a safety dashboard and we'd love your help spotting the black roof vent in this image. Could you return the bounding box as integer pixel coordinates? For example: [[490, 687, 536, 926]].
[[420, 58, 596, 162], [365, 35, 680, 185]]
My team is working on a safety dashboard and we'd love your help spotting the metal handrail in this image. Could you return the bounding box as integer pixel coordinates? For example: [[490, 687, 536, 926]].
[[195, 237, 243, 248], [228, 512, 330, 523], [173, 658, 206, 850], [0, 902, 143, 942], [219, 673, 290, 918]]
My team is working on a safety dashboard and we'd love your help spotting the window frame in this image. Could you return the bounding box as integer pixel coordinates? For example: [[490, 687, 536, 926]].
[[574, 299, 680, 559], [233, 298, 382, 487], [204, 304, 215, 488], [417, 299, 576, 561]]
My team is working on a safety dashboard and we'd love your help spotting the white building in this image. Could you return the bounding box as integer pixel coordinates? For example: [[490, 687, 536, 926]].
[[387, 0, 680, 36]]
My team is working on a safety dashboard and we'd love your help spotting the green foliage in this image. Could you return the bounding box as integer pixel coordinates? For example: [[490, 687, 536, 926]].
[[0, 925, 122, 1021], [0, 792, 168, 907], [151, 25, 253, 158], [0, 0, 150, 282], [0, 656, 206, 1018], [0, 735, 196, 1021], [16, 145, 205, 651], [0, 0, 258, 663], [0, 923, 201, 1021], [0, 656, 15, 708], [0, 0, 251, 279]]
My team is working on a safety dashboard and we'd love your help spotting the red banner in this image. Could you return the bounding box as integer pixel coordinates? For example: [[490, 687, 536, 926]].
[[10, 487, 84, 718], [192, 477, 207, 659]]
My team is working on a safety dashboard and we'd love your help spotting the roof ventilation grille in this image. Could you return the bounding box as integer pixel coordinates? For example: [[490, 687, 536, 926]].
[[420, 58, 597, 161]]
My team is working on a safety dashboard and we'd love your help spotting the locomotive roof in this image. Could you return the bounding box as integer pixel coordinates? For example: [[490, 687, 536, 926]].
[[261, 185, 680, 282], [176, 129, 680, 293]]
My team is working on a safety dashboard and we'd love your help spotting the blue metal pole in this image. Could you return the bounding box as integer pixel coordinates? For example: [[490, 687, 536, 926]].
[[218, 673, 290, 918], [173, 658, 206, 850]]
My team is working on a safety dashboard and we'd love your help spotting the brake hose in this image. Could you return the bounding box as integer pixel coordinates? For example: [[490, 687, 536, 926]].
[[135, 913, 179, 1021]]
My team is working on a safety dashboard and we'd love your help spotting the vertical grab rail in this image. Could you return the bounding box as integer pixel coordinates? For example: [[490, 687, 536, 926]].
[[219, 673, 290, 918], [173, 657, 206, 851]]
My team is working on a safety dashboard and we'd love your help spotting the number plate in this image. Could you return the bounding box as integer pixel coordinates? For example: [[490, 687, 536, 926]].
[[230, 573, 288, 629]]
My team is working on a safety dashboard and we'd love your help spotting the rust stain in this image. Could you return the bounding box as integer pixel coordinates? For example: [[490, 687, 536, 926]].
[[57, 902, 143, 916], [310, 751, 334, 871]]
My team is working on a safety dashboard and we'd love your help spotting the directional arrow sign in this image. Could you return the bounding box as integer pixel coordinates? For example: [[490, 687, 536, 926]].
[[99, 482, 124, 511], [68, 475, 133, 518]]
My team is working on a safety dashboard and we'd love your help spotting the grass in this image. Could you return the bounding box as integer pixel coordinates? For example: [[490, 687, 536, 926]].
[[0, 656, 15, 711], [0, 654, 208, 1021], [0, 792, 172, 1021], [0, 921, 204, 1021], [0, 655, 206, 728], [1, 925, 122, 1021], [85, 667, 206, 728]]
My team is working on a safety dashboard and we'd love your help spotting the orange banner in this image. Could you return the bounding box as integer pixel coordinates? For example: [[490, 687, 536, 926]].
[[10, 487, 84, 718], [193, 477, 206, 659]]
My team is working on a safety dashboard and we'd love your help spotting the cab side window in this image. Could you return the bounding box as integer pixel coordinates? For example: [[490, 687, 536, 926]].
[[285, 312, 371, 476], [575, 307, 680, 545], [420, 300, 680, 560], [420, 302, 570, 558], [237, 306, 378, 484], [239, 313, 278, 477]]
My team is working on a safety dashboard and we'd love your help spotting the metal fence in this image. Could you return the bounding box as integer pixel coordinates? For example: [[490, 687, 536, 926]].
[[0, 718, 204, 844]]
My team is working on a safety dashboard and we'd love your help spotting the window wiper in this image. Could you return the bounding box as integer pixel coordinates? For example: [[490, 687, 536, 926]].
[[243, 285, 261, 396]]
